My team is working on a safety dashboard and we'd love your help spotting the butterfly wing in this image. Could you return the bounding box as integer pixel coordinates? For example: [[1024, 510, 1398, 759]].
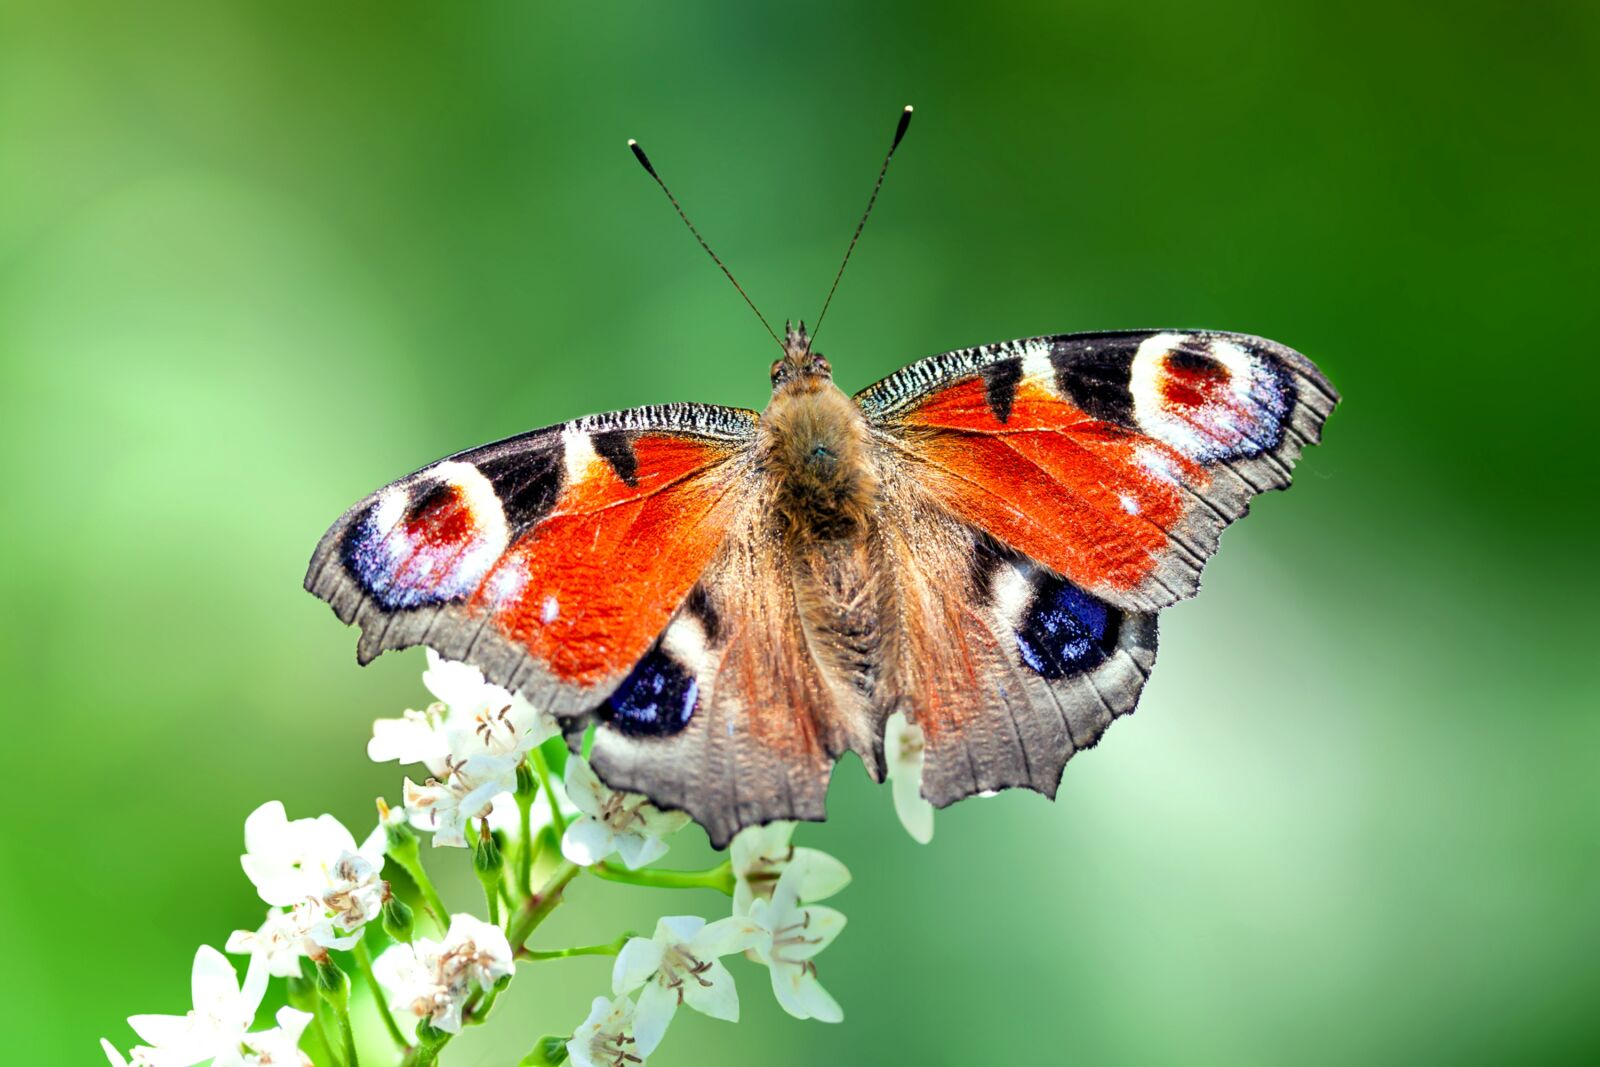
[[855, 329, 1337, 804], [570, 476, 885, 848], [855, 330, 1339, 611], [305, 403, 759, 716]]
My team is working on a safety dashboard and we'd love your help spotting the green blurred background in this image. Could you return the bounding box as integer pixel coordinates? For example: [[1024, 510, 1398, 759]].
[[4, 1, 1597, 1062]]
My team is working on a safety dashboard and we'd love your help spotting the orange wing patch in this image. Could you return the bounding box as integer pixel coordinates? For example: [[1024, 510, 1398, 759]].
[[474, 433, 745, 686], [901, 376, 1201, 595]]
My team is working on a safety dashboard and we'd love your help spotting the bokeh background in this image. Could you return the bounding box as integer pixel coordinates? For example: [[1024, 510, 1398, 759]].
[[4, 1, 1597, 1063]]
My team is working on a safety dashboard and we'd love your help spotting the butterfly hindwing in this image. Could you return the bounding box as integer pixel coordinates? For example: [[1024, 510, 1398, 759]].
[[871, 465, 1159, 809], [856, 330, 1339, 612], [572, 479, 881, 848], [305, 403, 759, 716]]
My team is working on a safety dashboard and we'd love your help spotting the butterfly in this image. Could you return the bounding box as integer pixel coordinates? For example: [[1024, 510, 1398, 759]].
[[305, 107, 1339, 848]]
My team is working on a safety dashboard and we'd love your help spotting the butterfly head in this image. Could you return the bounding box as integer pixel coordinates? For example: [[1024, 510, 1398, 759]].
[[771, 320, 832, 394]]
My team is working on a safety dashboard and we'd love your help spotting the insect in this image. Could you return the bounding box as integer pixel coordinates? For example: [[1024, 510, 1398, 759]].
[[306, 107, 1339, 848]]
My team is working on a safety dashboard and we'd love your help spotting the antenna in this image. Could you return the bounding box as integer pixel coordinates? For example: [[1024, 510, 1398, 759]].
[[628, 138, 782, 350], [807, 104, 914, 352]]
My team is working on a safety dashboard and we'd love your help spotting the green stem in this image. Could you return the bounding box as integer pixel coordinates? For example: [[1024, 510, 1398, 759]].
[[507, 861, 581, 951], [306, 1006, 339, 1067], [483, 875, 501, 924], [389, 848, 450, 933], [519, 932, 632, 961], [336, 1009, 359, 1067], [465, 982, 505, 1025], [516, 783, 535, 897], [592, 859, 735, 895], [312, 996, 344, 1067], [353, 940, 409, 1052], [530, 748, 567, 838], [498, 870, 517, 911]]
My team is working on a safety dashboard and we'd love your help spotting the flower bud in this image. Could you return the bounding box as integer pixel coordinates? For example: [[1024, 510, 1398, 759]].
[[315, 957, 351, 1012], [474, 828, 504, 875], [382, 895, 416, 943], [385, 815, 420, 857], [519, 1036, 570, 1065], [516, 760, 537, 798]]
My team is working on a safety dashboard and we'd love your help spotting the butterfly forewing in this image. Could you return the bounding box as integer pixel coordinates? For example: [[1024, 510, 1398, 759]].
[[856, 330, 1339, 612], [304, 403, 760, 717]]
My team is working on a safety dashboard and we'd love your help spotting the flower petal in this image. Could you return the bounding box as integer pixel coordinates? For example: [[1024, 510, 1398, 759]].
[[561, 757, 607, 818], [561, 815, 615, 866], [793, 972, 844, 1023], [191, 944, 239, 1014], [681, 959, 740, 1022], [125, 1012, 196, 1052], [236, 946, 271, 1025], [613, 831, 668, 871], [691, 915, 763, 957], [790, 848, 852, 902], [632, 979, 679, 1057], [612, 937, 666, 994], [785, 906, 846, 961], [655, 915, 706, 944]]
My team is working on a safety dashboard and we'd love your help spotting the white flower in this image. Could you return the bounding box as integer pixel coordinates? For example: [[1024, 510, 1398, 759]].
[[99, 1040, 159, 1066], [884, 711, 934, 843], [747, 858, 847, 1023], [126, 945, 269, 1066], [304, 849, 388, 948], [560, 757, 690, 869], [226, 908, 314, 978], [729, 821, 851, 916], [424, 648, 560, 761], [566, 995, 643, 1067], [373, 913, 514, 1035], [368, 702, 452, 773], [402, 753, 519, 848], [230, 1007, 314, 1066], [612, 915, 762, 1055], [240, 801, 386, 908]]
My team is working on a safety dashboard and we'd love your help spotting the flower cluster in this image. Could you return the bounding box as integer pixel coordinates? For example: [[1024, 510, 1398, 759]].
[[103, 648, 935, 1065]]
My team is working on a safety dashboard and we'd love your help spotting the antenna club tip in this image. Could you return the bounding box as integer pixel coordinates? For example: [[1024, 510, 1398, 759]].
[[627, 138, 638, 147], [904, 104, 914, 113]]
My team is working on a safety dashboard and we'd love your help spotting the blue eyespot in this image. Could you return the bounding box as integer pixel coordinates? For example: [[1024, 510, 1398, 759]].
[[1015, 578, 1116, 678], [602, 647, 698, 737]]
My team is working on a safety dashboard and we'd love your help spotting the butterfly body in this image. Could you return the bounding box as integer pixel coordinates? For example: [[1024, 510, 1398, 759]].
[[309, 326, 1337, 846]]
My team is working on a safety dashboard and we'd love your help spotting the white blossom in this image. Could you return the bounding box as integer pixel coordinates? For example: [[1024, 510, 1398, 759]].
[[305, 849, 388, 948], [373, 913, 514, 1035], [126, 945, 269, 1066], [240, 801, 386, 908], [368, 702, 452, 773], [229, 1007, 314, 1067], [424, 648, 559, 761], [747, 857, 847, 1023], [226, 908, 314, 978], [560, 757, 689, 869], [566, 995, 644, 1067], [884, 711, 934, 843], [612, 914, 762, 1055], [729, 821, 851, 916], [402, 753, 519, 848], [238, 801, 389, 948]]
